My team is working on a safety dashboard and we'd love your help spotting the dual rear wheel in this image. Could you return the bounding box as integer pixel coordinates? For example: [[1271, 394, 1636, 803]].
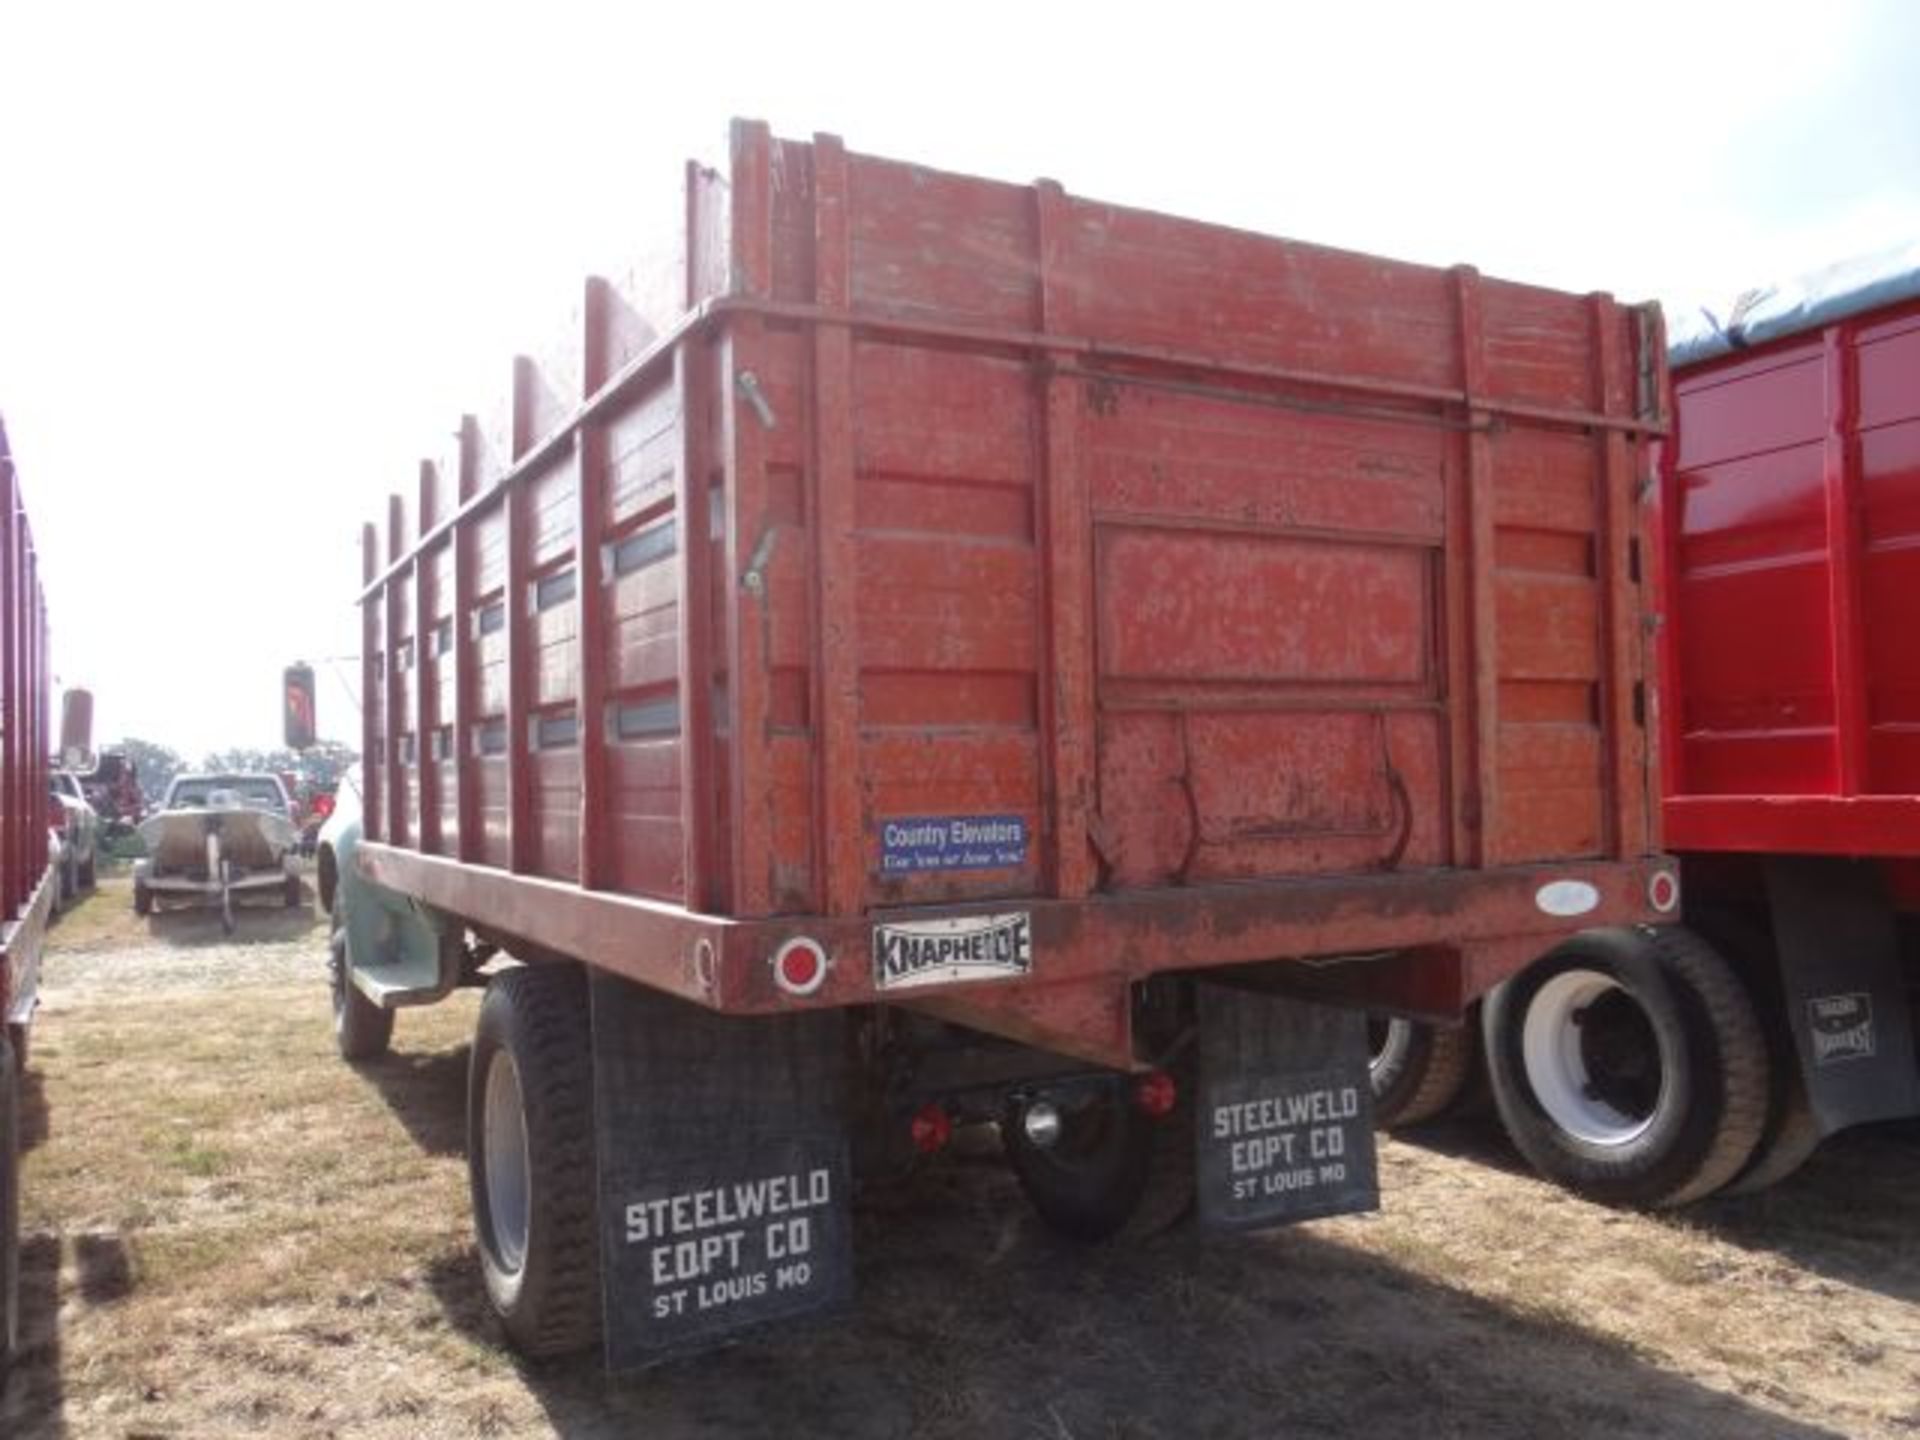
[[1482, 927, 1769, 1209], [1370, 926, 1791, 1208]]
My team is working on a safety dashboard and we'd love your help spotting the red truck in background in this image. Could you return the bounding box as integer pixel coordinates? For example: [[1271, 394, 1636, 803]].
[[317, 121, 1706, 1370], [1373, 257, 1920, 1201], [1654, 258, 1920, 1186], [1, 415, 61, 1384]]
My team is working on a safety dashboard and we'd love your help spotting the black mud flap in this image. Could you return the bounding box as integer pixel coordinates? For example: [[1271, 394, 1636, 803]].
[[589, 972, 854, 1371], [1193, 983, 1380, 1231], [1766, 858, 1920, 1135]]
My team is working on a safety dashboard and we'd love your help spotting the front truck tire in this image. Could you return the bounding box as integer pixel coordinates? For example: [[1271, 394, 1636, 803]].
[[1368, 1018, 1473, 1127], [1, 1031, 20, 1388], [1004, 1080, 1195, 1243], [1484, 927, 1768, 1209], [329, 916, 393, 1063], [468, 964, 601, 1358]]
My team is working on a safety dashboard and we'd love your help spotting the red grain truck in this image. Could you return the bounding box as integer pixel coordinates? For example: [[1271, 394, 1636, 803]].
[[1, 415, 58, 1383], [1653, 257, 1920, 1187], [1373, 255, 1920, 1205], [320, 122, 1697, 1369]]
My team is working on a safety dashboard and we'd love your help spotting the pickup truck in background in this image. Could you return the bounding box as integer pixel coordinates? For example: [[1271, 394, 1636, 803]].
[[47, 769, 99, 904]]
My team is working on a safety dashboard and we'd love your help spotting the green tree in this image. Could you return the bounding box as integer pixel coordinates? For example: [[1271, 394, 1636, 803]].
[[116, 736, 186, 806]]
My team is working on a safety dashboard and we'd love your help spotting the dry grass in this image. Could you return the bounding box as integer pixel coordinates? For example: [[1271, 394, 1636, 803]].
[[4, 877, 1917, 1437]]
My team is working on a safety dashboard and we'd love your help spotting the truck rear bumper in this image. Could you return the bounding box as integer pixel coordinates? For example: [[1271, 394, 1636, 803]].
[[144, 870, 290, 895], [359, 843, 1674, 1067]]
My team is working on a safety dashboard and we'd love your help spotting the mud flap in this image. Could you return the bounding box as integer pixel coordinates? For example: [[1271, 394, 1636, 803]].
[[588, 973, 854, 1370], [1193, 983, 1380, 1231], [1766, 858, 1920, 1135]]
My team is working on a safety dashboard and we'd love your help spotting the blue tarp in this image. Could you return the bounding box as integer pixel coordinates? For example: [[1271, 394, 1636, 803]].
[[1668, 239, 1920, 367]]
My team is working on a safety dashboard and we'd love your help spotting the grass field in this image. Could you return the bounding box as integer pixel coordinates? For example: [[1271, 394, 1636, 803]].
[[5, 876, 1917, 1437]]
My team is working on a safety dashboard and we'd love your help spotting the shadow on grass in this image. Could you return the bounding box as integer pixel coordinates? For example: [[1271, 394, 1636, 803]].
[[141, 894, 322, 950], [18, 1065, 48, 1156], [1, 1234, 65, 1439], [1692, 1120, 1920, 1305], [1391, 1106, 1920, 1307], [360, 1045, 470, 1157], [1382, 1111, 1533, 1178], [412, 1157, 1853, 1440], [74, 1232, 135, 1306]]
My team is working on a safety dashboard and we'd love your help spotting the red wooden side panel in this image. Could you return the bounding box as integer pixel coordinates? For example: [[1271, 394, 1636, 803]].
[[1490, 427, 1607, 858], [425, 537, 457, 856], [1087, 388, 1448, 885], [365, 124, 1658, 922], [853, 344, 1042, 907]]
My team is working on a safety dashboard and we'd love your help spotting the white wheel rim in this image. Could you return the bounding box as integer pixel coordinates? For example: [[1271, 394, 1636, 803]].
[[1367, 1017, 1409, 1076], [483, 1050, 532, 1274], [1520, 970, 1662, 1147]]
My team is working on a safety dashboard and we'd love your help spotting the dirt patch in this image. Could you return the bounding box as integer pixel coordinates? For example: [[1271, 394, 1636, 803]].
[[5, 882, 1917, 1437]]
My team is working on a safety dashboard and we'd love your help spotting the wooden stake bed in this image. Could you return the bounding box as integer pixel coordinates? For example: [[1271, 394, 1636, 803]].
[[355, 122, 1673, 1068]]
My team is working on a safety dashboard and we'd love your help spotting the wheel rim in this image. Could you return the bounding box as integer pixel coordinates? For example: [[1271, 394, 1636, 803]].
[[1367, 1017, 1404, 1078], [482, 1049, 533, 1275], [1521, 969, 1664, 1146]]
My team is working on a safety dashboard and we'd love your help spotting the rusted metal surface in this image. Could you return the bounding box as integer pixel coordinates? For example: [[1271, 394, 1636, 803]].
[[355, 123, 1669, 1059], [1660, 295, 1920, 855], [361, 838, 1665, 1069]]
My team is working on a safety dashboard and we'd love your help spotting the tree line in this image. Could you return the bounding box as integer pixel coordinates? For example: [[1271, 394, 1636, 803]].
[[114, 737, 358, 805]]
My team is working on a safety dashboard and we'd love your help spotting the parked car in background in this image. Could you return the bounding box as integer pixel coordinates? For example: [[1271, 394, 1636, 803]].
[[134, 773, 304, 933], [47, 769, 98, 901]]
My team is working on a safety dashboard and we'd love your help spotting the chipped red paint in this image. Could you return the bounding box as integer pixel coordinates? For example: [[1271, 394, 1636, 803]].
[[355, 122, 1668, 1066]]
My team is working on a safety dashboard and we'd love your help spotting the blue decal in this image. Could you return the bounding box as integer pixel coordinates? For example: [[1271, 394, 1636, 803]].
[[880, 814, 1028, 875]]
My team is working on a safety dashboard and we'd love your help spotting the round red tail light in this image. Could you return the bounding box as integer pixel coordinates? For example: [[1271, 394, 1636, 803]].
[[1134, 1070, 1178, 1118], [910, 1103, 953, 1154], [771, 937, 829, 997], [1648, 870, 1679, 914]]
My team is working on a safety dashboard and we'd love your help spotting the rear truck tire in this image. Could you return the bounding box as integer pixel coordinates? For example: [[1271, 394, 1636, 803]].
[[1, 1031, 20, 1388], [1682, 903, 1825, 1199], [133, 878, 152, 917], [1368, 1018, 1473, 1127], [329, 915, 393, 1063], [1484, 927, 1768, 1209], [1004, 1078, 1195, 1243], [468, 964, 602, 1358], [1720, 1065, 1824, 1197]]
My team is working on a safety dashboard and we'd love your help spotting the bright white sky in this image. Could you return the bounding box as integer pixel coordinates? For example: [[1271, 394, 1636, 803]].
[[3, 0, 1916, 757]]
